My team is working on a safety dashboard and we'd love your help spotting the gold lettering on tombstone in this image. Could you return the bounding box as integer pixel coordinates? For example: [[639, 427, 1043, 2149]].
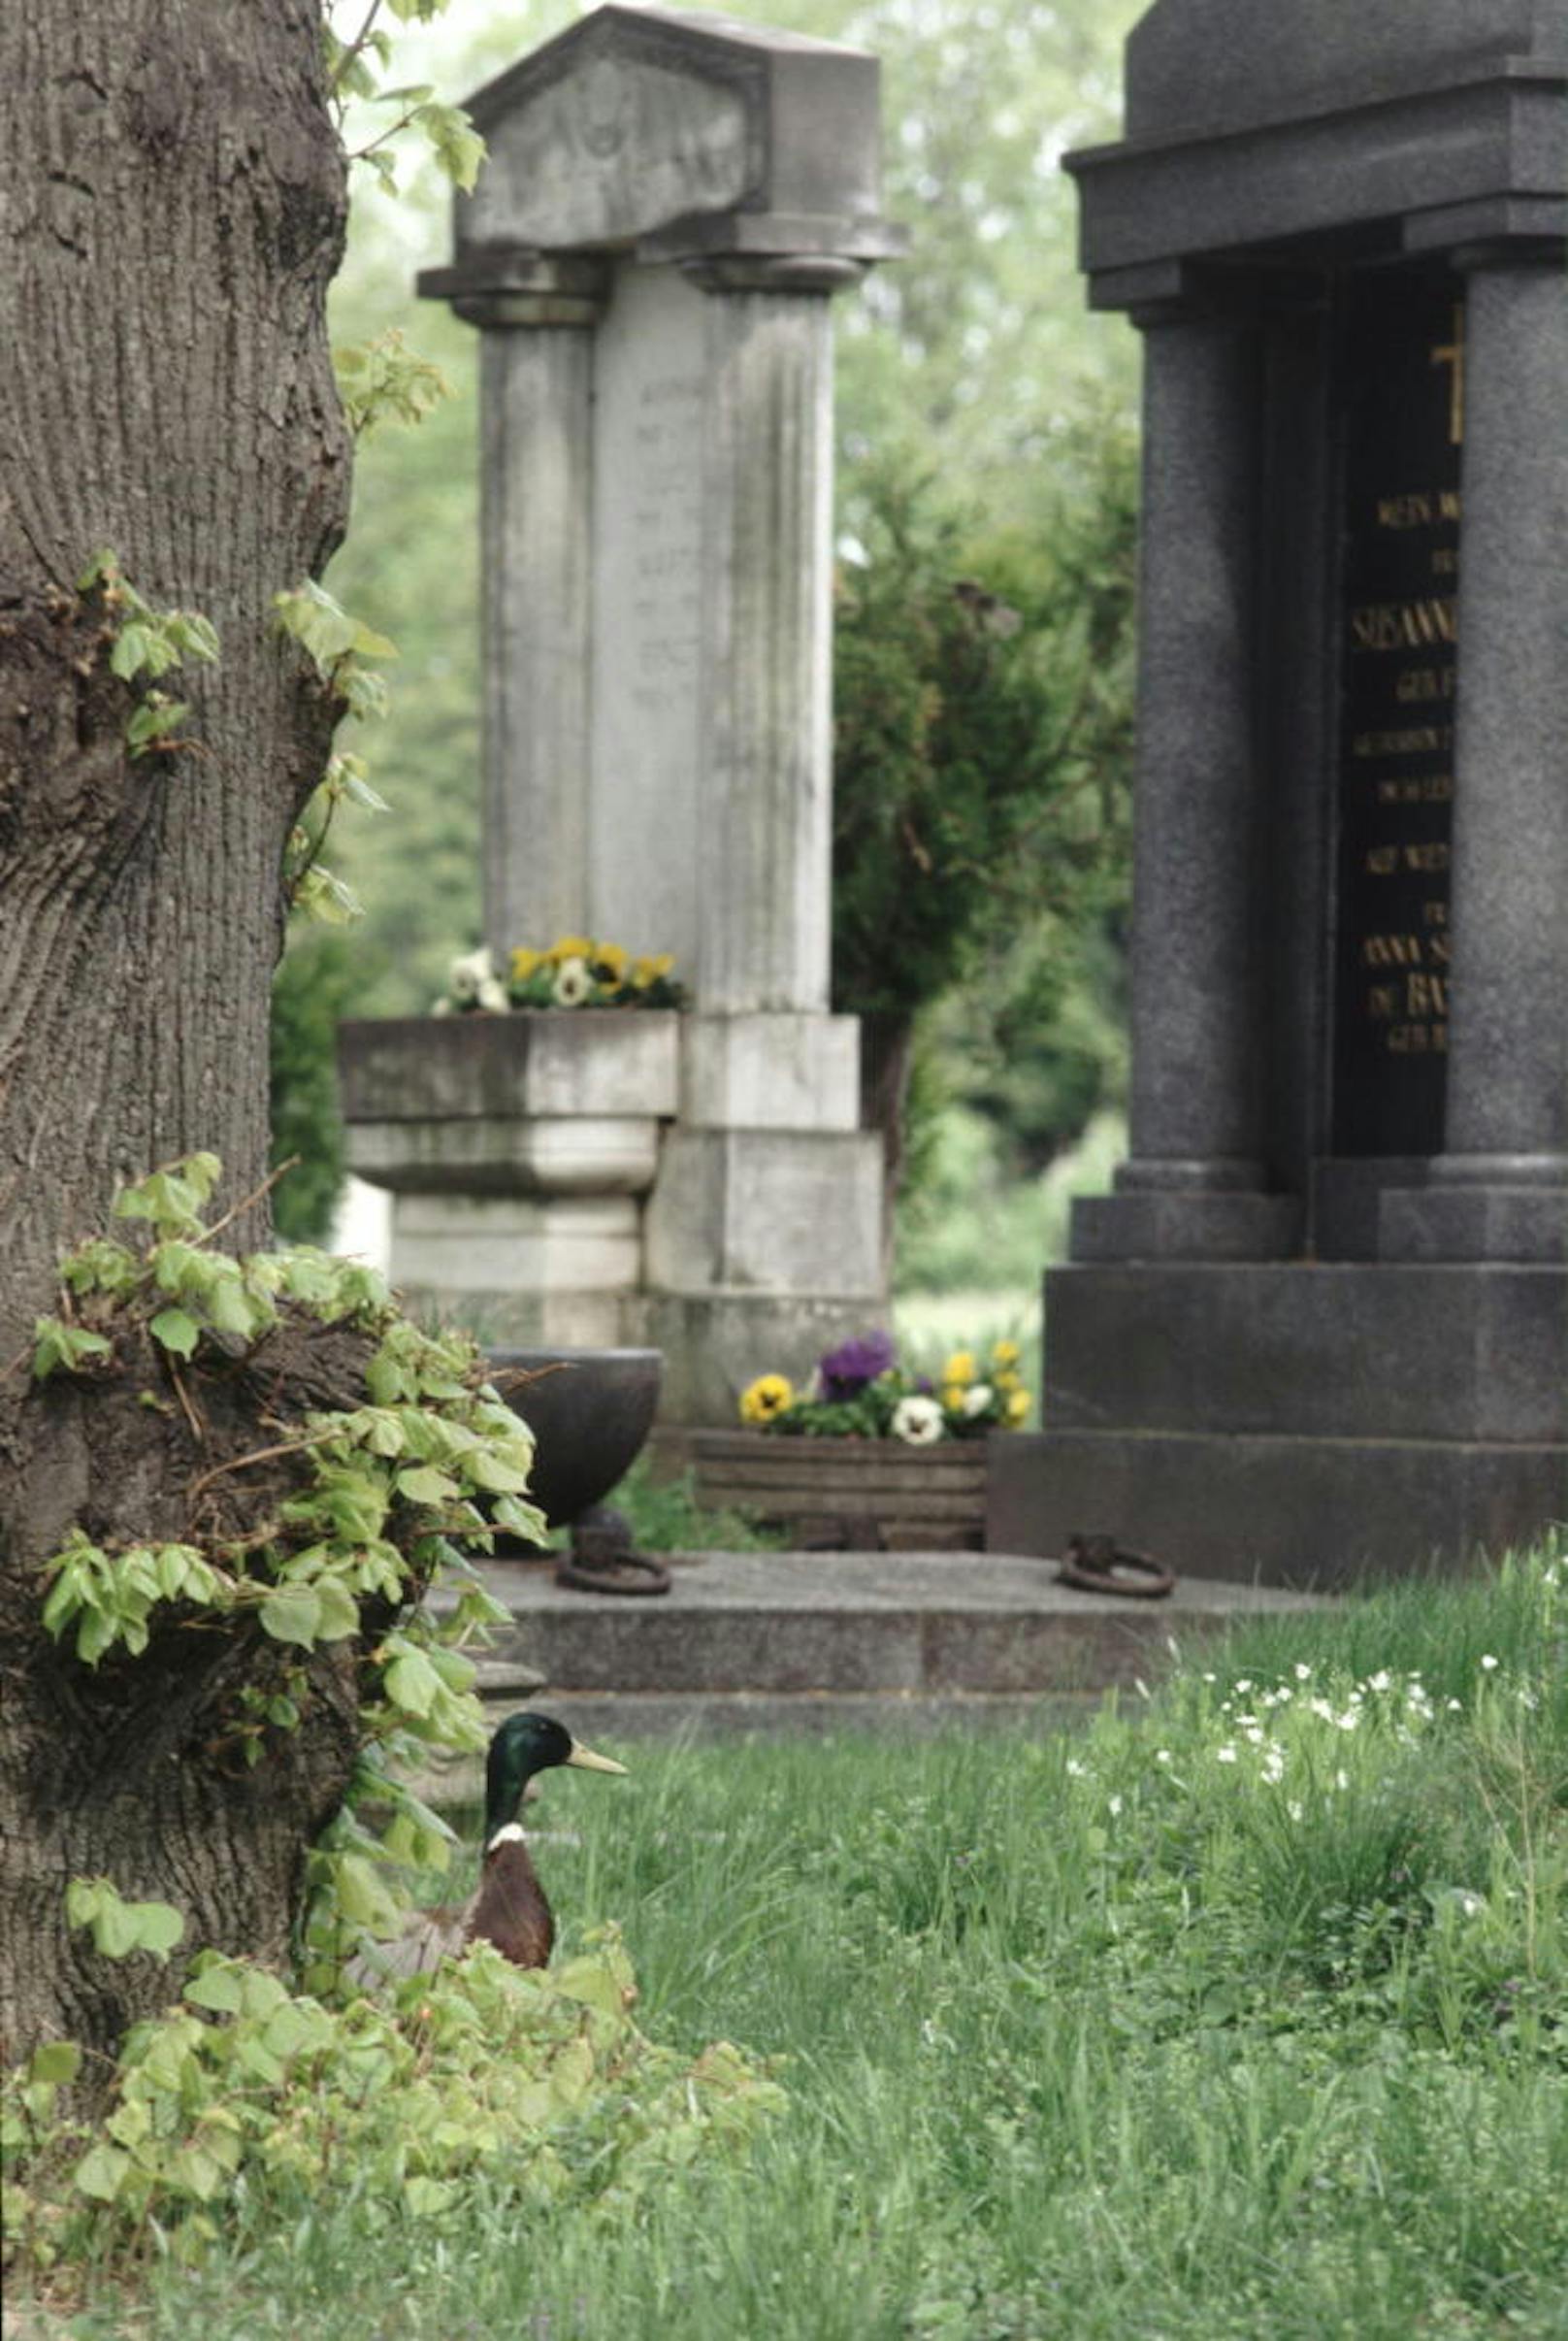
[[1429, 305, 1466, 446]]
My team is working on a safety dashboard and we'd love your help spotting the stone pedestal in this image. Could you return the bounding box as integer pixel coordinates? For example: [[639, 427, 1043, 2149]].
[[351, 8, 905, 1416], [339, 1013, 677, 1346], [1012, 1, 1568, 1583]]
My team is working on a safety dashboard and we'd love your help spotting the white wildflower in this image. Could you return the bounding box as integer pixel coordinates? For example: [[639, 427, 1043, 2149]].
[[1480, 1653, 1500, 1671], [1108, 1796, 1124, 1818], [1155, 1749, 1172, 1765], [1066, 1758, 1087, 1778], [1288, 1799, 1304, 1822], [1293, 1663, 1312, 1681], [1335, 1767, 1349, 1791], [1367, 1670, 1391, 1693], [1216, 1746, 1237, 1764]]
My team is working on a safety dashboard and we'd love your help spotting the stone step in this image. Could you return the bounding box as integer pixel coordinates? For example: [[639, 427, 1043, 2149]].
[[417, 1551, 1327, 1782]]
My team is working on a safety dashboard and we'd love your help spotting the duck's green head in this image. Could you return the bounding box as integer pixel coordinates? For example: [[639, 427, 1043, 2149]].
[[483, 1710, 627, 1846]]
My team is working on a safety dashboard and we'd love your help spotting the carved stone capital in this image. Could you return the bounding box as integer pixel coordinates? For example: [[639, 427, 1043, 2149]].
[[417, 250, 611, 330]]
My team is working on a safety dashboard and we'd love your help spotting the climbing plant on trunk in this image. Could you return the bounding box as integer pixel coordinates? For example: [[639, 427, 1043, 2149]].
[[0, 1, 477, 2067]]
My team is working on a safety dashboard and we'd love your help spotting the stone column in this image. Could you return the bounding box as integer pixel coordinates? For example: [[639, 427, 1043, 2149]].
[[686, 255, 863, 1015], [1073, 300, 1298, 1261], [1382, 246, 1568, 1263], [455, 260, 608, 957]]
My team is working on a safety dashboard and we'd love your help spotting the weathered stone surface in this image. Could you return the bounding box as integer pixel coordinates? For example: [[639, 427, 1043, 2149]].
[[389, 1192, 640, 1298], [643, 1129, 883, 1294], [679, 1011, 860, 1131], [453, 6, 892, 262], [346, 1115, 663, 1199]]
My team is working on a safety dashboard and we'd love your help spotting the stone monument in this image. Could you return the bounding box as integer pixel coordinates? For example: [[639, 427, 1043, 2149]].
[[340, 6, 902, 1419], [990, 0, 1568, 1583]]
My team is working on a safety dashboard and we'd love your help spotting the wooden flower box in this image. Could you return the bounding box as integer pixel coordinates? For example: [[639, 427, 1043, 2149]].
[[690, 1431, 990, 1552]]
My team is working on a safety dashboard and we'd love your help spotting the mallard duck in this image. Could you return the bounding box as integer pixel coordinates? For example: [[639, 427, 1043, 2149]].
[[356, 1711, 627, 1981]]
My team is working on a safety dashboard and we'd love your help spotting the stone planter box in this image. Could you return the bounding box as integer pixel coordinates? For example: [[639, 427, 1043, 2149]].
[[338, 1011, 679, 1197], [691, 1431, 991, 1552]]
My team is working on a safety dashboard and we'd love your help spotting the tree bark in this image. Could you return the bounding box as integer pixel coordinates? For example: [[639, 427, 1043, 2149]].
[[0, 2, 356, 2062], [859, 1008, 917, 1287]]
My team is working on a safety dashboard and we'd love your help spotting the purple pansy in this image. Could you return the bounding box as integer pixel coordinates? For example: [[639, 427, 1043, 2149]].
[[817, 1328, 897, 1401]]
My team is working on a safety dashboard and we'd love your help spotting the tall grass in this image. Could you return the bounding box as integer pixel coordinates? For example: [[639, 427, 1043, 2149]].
[[36, 1541, 1568, 2340]]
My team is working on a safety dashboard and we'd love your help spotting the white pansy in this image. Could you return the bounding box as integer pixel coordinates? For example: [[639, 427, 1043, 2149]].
[[890, 1394, 945, 1446], [476, 976, 508, 1011], [961, 1382, 995, 1418], [447, 945, 498, 1002], [552, 955, 593, 1006]]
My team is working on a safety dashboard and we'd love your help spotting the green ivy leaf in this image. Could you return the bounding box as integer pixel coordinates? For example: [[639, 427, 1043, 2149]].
[[395, 1465, 460, 1506], [381, 1645, 441, 1717], [74, 2141, 132, 2202], [28, 2039, 82, 2087], [259, 1585, 324, 1648], [31, 1316, 113, 1379], [183, 1961, 245, 2015], [311, 1579, 362, 1644], [67, 1877, 185, 1961], [149, 1306, 200, 1359]]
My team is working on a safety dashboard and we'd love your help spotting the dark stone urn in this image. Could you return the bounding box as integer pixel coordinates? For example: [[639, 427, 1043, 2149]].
[[486, 1347, 663, 1533]]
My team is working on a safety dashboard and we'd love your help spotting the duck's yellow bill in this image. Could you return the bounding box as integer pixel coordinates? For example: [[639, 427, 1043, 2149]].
[[566, 1739, 627, 1775]]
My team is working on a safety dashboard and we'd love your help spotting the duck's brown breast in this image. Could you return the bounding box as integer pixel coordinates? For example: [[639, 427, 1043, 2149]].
[[465, 1836, 555, 1969]]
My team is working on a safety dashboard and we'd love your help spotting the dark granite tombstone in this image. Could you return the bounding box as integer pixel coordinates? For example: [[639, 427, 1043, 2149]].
[[991, 0, 1568, 1585]]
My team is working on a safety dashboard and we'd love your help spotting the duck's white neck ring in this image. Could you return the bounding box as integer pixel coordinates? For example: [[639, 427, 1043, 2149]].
[[486, 1822, 526, 1853]]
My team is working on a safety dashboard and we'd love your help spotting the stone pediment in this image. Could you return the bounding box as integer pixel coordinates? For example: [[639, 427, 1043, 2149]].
[[1125, 0, 1566, 142], [457, 5, 888, 257]]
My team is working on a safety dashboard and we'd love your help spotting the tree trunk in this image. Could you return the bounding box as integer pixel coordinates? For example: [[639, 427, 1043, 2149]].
[[0, 2, 355, 2062], [859, 1008, 917, 1287]]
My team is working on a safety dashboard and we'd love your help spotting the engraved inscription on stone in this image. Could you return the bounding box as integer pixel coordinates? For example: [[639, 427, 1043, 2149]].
[[1331, 273, 1464, 1157], [468, 54, 755, 251], [589, 263, 708, 974]]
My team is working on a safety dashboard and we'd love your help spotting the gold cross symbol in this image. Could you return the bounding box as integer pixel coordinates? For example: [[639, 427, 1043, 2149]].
[[1430, 302, 1466, 446]]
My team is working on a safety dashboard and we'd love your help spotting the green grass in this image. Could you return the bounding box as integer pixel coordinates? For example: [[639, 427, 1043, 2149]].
[[30, 1542, 1568, 2340]]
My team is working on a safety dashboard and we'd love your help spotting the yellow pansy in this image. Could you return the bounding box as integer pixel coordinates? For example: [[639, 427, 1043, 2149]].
[[1004, 1388, 1030, 1426], [593, 940, 629, 982], [943, 1351, 976, 1386], [739, 1372, 795, 1426], [632, 952, 675, 988], [994, 1368, 1023, 1393], [509, 946, 545, 981], [940, 1383, 967, 1413], [548, 935, 594, 965], [991, 1339, 1021, 1369]]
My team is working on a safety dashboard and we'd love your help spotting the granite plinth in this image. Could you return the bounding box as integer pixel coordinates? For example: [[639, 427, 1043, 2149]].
[[989, 1429, 1567, 1593], [1041, 1262, 1568, 1445]]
